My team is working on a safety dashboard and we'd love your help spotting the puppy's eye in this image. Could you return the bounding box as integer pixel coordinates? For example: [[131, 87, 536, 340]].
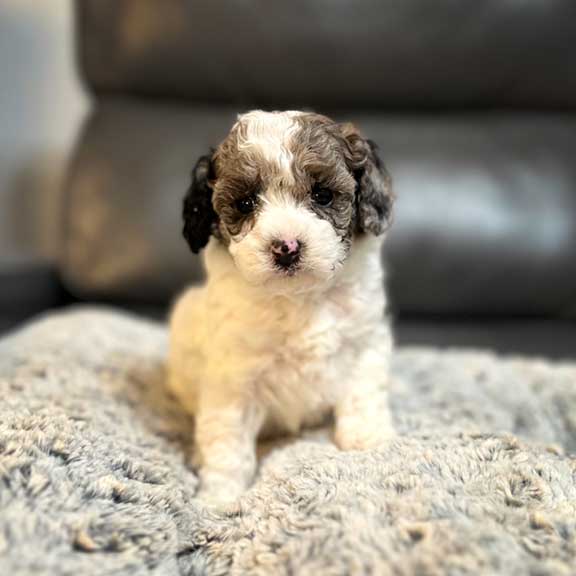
[[311, 185, 334, 207], [235, 194, 257, 215]]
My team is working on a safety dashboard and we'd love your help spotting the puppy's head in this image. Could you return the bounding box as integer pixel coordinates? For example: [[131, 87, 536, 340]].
[[183, 111, 393, 293]]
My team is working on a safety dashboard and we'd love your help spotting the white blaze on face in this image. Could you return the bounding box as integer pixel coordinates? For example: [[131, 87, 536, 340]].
[[235, 110, 302, 181]]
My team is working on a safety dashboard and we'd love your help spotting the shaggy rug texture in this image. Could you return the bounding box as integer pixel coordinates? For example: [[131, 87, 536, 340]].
[[1, 308, 576, 576]]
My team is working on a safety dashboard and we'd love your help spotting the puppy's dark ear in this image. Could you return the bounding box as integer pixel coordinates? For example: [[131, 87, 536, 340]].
[[340, 123, 394, 235], [182, 154, 218, 253]]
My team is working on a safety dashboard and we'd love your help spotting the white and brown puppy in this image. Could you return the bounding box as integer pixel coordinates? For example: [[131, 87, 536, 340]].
[[169, 110, 395, 504]]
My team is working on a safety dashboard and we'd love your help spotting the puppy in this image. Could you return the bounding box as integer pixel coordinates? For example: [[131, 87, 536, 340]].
[[169, 110, 395, 504]]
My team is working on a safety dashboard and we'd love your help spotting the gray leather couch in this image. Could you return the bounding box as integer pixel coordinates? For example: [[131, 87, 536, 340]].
[[4, 0, 576, 358]]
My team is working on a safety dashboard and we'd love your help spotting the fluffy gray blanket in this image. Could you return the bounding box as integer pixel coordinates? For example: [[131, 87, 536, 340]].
[[1, 309, 575, 575]]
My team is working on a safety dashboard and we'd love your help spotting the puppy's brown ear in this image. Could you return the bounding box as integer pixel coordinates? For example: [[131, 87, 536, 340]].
[[340, 123, 394, 235], [183, 154, 218, 253]]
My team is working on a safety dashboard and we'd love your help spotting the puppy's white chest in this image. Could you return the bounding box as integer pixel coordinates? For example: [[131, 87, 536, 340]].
[[253, 302, 354, 434]]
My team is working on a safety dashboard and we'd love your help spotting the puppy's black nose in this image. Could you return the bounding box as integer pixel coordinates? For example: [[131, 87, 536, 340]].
[[271, 238, 301, 269]]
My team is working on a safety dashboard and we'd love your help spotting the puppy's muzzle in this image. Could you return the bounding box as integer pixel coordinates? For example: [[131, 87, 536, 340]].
[[271, 238, 301, 270]]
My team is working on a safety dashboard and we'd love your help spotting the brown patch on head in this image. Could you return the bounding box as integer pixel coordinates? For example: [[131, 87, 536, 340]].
[[210, 129, 260, 241], [211, 158, 261, 240], [210, 112, 301, 242], [274, 112, 393, 243], [293, 116, 394, 238], [291, 113, 358, 242]]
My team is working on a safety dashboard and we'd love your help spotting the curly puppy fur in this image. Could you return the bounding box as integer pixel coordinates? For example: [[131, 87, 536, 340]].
[[170, 110, 395, 504]]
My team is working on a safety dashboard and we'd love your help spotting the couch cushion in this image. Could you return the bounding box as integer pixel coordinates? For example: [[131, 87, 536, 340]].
[[61, 101, 576, 316], [396, 319, 576, 361], [77, 0, 576, 108]]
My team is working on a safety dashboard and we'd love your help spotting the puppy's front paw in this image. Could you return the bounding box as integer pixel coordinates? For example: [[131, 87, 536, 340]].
[[335, 418, 395, 452], [197, 487, 238, 508], [196, 475, 247, 507]]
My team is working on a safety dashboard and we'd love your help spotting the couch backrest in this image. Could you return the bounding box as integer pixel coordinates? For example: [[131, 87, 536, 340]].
[[76, 0, 576, 109]]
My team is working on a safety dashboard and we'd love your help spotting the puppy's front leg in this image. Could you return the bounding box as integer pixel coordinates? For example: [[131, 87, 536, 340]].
[[195, 394, 260, 505], [335, 346, 395, 451]]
